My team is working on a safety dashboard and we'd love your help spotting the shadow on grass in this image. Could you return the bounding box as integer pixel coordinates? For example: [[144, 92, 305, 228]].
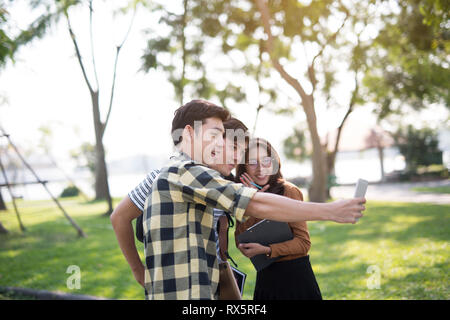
[[311, 203, 450, 243], [355, 261, 450, 300], [229, 202, 449, 299], [306, 203, 449, 299]]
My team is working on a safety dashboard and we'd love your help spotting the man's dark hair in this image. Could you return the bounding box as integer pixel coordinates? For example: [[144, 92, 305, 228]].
[[171, 99, 230, 146]]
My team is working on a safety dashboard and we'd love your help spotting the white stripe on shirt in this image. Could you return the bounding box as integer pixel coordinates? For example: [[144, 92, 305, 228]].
[[128, 169, 161, 212]]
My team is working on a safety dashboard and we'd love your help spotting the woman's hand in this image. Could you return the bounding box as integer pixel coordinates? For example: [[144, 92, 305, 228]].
[[239, 173, 270, 192], [238, 242, 271, 258]]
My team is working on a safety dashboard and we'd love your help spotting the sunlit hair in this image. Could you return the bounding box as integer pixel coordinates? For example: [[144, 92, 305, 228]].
[[171, 99, 230, 146]]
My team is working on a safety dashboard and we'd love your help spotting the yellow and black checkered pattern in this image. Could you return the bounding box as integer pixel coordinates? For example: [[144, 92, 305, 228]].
[[143, 152, 257, 300]]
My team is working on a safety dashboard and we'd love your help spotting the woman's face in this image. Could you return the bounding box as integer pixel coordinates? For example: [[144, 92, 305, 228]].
[[245, 146, 273, 186]]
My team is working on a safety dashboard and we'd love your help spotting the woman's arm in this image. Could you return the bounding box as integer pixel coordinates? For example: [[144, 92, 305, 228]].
[[268, 184, 311, 258], [269, 222, 311, 258], [236, 185, 312, 259]]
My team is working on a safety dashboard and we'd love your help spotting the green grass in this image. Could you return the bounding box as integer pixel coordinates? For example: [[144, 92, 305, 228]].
[[0, 197, 144, 299], [0, 197, 449, 300], [411, 186, 450, 194]]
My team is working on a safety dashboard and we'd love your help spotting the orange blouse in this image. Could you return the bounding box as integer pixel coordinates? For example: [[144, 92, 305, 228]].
[[234, 181, 311, 262]]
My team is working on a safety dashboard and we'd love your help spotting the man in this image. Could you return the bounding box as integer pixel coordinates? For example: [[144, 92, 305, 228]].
[[131, 117, 249, 266], [111, 116, 248, 292], [111, 99, 365, 300]]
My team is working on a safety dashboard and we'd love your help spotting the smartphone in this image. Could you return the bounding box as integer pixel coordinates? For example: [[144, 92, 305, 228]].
[[354, 179, 369, 198]]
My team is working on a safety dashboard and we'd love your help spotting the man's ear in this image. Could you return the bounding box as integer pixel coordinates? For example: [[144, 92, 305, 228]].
[[183, 125, 194, 143]]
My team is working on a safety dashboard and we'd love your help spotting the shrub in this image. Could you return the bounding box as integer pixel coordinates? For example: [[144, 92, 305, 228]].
[[60, 185, 80, 198]]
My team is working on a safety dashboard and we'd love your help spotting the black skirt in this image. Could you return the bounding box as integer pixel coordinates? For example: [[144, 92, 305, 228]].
[[253, 255, 322, 300]]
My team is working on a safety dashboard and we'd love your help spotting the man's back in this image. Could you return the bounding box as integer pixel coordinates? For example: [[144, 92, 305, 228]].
[[143, 152, 256, 300]]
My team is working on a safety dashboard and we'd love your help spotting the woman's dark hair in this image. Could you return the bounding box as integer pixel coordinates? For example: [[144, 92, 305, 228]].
[[171, 99, 230, 146], [235, 137, 285, 196], [223, 117, 248, 132], [223, 117, 250, 146]]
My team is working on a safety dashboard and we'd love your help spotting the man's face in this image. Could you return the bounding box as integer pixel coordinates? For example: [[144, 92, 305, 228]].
[[191, 117, 225, 166], [210, 137, 246, 177]]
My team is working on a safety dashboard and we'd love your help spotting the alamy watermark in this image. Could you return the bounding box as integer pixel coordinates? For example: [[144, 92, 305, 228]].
[[66, 265, 81, 290], [366, 265, 381, 290]]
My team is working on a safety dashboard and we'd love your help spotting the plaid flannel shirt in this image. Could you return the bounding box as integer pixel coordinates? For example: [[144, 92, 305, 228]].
[[143, 151, 257, 300]]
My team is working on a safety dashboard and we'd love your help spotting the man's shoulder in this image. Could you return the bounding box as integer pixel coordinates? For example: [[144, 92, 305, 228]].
[[152, 158, 218, 185], [166, 157, 220, 178]]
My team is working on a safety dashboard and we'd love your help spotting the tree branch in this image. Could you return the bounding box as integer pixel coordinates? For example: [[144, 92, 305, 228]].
[[66, 11, 94, 94], [89, 0, 100, 91], [309, 8, 349, 92], [102, 7, 136, 137], [254, 0, 310, 103], [311, 12, 349, 67], [180, 0, 188, 105], [332, 69, 359, 155], [253, 43, 264, 135]]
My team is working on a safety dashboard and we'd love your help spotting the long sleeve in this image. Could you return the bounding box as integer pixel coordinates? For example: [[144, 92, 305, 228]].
[[269, 182, 311, 260], [174, 163, 257, 222]]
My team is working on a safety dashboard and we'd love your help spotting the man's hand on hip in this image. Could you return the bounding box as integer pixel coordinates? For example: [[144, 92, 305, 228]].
[[132, 263, 145, 288]]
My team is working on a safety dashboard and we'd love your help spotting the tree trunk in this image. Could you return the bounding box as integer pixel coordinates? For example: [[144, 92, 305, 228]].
[[254, 0, 328, 202], [324, 104, 355, 199], [91, 91, 113, 215], [325, 151, 337, 199], [0, 221, 8, 234], [0, 190, 6, 210], [0, 180, 9, 233], [308, 143, 328, 203], [303, 98, 328, 202]]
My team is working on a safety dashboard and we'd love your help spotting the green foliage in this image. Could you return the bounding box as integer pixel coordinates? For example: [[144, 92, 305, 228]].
[[399, 164, 449, 181], [1, 0, 143, 70], [70, 142, 97, 174], [0, 1, 69, 69], [363, 0, 450, 119], [60, 184, 80, 198], [0, 7, 14, 67], [140, 0, 246, 106], [283, 124, 309, 162], [193, 0, 375, 170], [419, 0, 449, 35], [393, 125, 443, 171]]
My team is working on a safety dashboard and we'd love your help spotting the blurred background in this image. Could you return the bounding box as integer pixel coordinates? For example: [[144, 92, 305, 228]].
[[0, 0, 448, 300]]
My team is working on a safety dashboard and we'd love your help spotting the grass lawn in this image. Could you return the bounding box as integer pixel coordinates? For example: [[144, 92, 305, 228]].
[[0, 197, 449, 300], [411, 186, 450, 194]]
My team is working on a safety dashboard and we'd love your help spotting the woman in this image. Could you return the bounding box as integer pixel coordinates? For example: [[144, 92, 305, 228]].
[[235, 138, 322, 300]]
